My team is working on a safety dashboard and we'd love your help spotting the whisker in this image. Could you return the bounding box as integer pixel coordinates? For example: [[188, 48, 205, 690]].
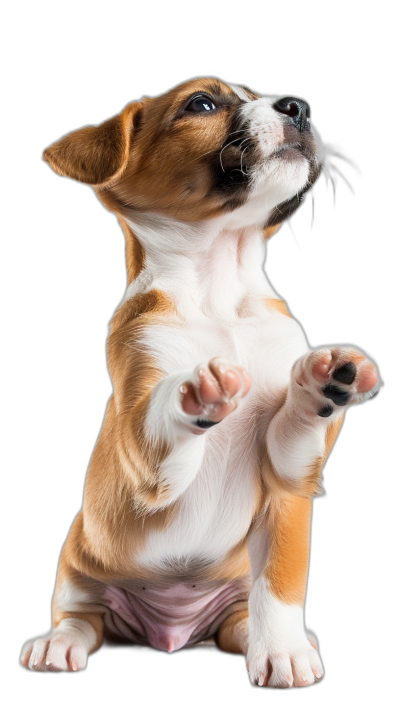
[[320, 142, 359, 208], [185, 148, 215, 167], [322, 165, 337, 204], [287, 219, 301, 250], [325, 144, 359, 172], [329, 163, 355, 194], [226, 129, 248, 137], [240, 146, 249, 175], [238, 136, 251, 149], [311, 192, 315, 229], [220, 132, 248, 173], [185, 131, 248, 170]]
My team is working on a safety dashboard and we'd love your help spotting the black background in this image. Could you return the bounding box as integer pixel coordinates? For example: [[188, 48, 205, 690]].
[[14, 16, 393, 709]]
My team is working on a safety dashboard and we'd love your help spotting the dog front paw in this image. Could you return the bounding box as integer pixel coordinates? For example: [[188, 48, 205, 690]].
[[247, 636, 323, 688], [21, 632, 88, 672], [20, 618, 96, 672], [180, 357, 252, 431], [293, 347, 380, 419]]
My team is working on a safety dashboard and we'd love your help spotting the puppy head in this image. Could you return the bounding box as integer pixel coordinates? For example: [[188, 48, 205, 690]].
[[44, 78, 323, 230]]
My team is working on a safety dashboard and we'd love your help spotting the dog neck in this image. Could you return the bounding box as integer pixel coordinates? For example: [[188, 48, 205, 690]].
[[123, 212, 274, 321]]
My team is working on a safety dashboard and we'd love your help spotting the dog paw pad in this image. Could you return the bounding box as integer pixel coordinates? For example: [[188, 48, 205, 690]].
[[294, 347, 380, 418], [332, 361, 356, 385], [180, 357, 251, 429], [322, 383, 350, 406]]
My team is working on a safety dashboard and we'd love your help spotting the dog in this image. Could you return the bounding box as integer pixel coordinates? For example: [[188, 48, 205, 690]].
[[21, 78, 380, 686]]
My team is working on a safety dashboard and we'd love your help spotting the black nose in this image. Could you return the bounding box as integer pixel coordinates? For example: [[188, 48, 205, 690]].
[[273, 96, 311, 133]]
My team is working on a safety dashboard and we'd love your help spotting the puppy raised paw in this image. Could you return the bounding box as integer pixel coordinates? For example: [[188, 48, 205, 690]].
[[293, 347, 380, 419], [180, 357, 252, 432]]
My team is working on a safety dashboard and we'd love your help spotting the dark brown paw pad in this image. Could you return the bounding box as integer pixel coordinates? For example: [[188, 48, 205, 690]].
[[332, 361, 356, 385], [322, 383, 350, 406], [318, 404, 334, 418]]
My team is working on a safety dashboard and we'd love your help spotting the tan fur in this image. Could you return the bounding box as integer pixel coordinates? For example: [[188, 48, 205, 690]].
[[43, 101, 145, 186], [117, 216, 145, 284], [264, 297, 292, 318], [266, 494, 312, 604], [87, 289, 178, 520], [243, 416, 341, 609], [324, 413, 345, 458], [216, 609, 249, 654], [264, 223, 282, 239], [24, 79, 362, 677], [44, 79, 255, 223]]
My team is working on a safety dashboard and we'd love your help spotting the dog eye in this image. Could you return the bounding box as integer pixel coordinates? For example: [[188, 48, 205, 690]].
[[185, 95, 217, 113]]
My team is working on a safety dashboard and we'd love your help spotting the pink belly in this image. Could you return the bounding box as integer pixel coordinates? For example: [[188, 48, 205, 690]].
[[103, 579, 249, 652]]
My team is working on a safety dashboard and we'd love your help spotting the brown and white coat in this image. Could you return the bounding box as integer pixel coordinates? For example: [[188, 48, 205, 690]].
[[21, 78, 380, 687]]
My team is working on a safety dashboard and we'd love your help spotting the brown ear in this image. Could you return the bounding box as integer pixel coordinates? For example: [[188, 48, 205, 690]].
[[43, 102, 142, 186]]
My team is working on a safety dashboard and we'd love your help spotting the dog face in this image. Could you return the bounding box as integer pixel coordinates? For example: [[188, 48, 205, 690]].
[[44, 78, 322, 230]]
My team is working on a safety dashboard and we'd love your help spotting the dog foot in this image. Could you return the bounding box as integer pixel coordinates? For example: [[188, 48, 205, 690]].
[[20, 618, 96, 672], [21, 633, 87, 672], [247, 637, 324, 688], [180, 357, 252, 430], [293, 347, 380, 419]]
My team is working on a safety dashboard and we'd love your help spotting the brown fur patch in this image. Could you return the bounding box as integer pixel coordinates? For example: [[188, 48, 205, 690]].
[[266, 494, 312, 604], [62, 289, 181, 576], [102, 79, 243, 221], [104, 289, 176, 502], [264, 223, 282, 240], [264, 297, 292, 318], [44, 79, 257, 222], [324, 413, 344, 458], [43, 102, 144, 186], [215, 608, 249, 654], [117, 215, 145, 284]]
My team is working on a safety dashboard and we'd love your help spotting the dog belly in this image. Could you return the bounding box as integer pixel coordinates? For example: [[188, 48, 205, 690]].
[[103, 579, 249, 651]]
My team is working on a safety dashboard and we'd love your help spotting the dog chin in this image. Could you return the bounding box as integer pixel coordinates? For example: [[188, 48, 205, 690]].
[[250, 155, 311, 205]]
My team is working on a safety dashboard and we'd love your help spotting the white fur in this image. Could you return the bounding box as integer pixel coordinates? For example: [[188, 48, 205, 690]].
[[267, 413, 326, 481], [124, 217, 274, 319], [127, 206, 325, 565], [240, 96, 311, 205], [228, 83, 252, 102], [122, 123, 328, 579], [136, 408, 262, 568], [145, 370, 207, 504], [56, 579, 93, 613], [247, 577, 323, 686], [22, 618, 97, 672]]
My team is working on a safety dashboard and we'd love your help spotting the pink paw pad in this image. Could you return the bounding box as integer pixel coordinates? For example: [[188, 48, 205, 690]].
[[180, 357, 252, 430], [298, 347, 380, 417]]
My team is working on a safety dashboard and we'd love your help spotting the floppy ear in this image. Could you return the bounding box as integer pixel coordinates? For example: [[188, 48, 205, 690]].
[[43, 102, 143, 186]]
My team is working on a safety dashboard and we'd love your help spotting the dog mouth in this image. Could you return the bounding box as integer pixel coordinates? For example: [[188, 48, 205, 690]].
[[269, 143, 309, 161], [208, 132, 320, 217], [268, 119, 319, 164]]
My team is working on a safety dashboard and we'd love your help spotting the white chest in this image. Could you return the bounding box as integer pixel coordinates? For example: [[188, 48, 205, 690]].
[[136, 305, 309, 570]]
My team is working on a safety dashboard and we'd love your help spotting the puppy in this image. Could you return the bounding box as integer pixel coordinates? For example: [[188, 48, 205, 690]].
[[21, 78, 380, 686]]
